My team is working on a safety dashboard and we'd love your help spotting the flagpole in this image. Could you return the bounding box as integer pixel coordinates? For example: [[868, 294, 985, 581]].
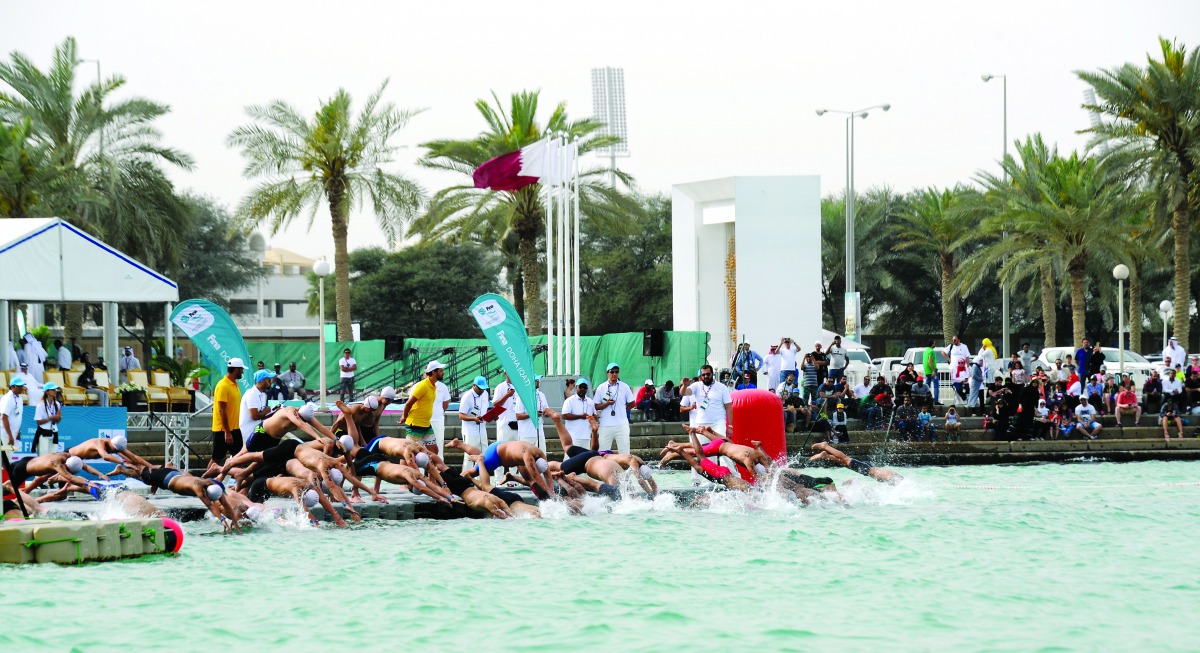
[[564, 138, 574, 374], [557, 134, 567, 376], [544, 135, 555, 375], [573, 138, 582, 374]]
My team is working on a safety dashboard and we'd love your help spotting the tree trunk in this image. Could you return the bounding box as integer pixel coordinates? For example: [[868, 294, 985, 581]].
[[1039, 262, 1057, 348], [939, 254, 957, 345], [1172, 207, 1190, 351], [65, 303, 84, 343], [512, 265, 524, 319], [1129, 262, 1142, 353], [518, 234, 543, 334], [1068, 257, 1087, 347], [328, 187, 352, 342]]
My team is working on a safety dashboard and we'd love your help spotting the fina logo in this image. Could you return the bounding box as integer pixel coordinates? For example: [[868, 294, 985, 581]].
[[473, 300, 506, 330], [173, 305, 215, 337]]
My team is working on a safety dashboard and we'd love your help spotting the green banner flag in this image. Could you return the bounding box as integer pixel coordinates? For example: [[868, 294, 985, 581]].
[[170, 299, 253, 392], [469, 293, 537, 417]]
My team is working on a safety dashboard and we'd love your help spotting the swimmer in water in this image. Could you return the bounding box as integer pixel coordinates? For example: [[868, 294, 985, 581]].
[[371, 461, 456, 505], [446, 435, 554, 499], [439, 457, 516, 519], [137, 465, 242, 530], [6, 452, 98, 495], [660, 426, 776, 481], [238, 476, 348, 527], [531, 410, 634, 499], [69, 435, 152, 474], [808, 442, 902, 484], [673, 430, 755, 492], [469, 457, 540, 518]]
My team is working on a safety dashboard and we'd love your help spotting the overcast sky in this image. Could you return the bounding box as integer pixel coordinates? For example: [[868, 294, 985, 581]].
[[4, 0, 1198, 261]]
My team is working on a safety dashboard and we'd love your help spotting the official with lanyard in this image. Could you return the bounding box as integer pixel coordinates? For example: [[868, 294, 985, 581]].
[[592, 362, 636, 454]]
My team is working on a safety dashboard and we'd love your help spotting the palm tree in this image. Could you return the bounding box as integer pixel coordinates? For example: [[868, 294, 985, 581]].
[[414, 91, 641, 332], [0, 36, 193, 339], [227, 80, 424, 341], [0, 118, 61, 217], [1079, 38, 1200, 350], [892, 186, 973, 344], [961, 135, 1143, 347]]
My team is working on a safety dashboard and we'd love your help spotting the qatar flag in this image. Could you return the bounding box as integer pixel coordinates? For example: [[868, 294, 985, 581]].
[[472, 139, 551, 191]]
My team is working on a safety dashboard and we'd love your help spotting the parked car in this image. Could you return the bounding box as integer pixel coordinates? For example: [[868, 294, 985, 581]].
[[1033, 347, 1156, 387], [843, 349, 875, 389], [871, 357, 903, 382]]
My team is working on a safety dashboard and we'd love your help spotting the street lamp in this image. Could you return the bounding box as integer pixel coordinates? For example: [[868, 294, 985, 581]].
[[313, 259, 331, 410], [1159, 300, 1174, 350], [982, 73, 1009, 358], [816, 103, 891, 342], [1113, 264, 1129, 374]]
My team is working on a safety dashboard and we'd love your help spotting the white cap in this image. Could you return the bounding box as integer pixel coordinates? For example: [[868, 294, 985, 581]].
[[639, 464, 654, 480], [65, 455, 83, 473], [303, 489, 319, 508], [205, 483, 224, 501], [535, 458, 549, 473], [365, 395, 379, 410], [425, 360, 446, 374], [754, 463, 767, 476], [329, 468, 344, 485], [414, 452, 430, 468], [298, 403, 315, 421], [644, 379, 654, 386], [380, 386, 397, 400], [338, 434, 355, 452], [227, 357, 248, 369], [245, 505, 264, 521], [110, 435, 128, 452]]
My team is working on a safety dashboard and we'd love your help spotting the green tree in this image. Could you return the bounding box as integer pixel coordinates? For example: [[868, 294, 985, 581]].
[[1079, 38, 1200, 350], [891, 186, 973, 344], [227, 79, 425, 341], [579, 194, 672, 334], [414, 90, 641, 331], [348, 242, 502, 339], [0, 36, 192, 339], [0, 118, 60, 217], [962, 135, 1143, 347]]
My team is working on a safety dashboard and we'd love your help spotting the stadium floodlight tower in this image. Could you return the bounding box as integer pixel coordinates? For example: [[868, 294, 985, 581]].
[[591, 67, 629, 188]]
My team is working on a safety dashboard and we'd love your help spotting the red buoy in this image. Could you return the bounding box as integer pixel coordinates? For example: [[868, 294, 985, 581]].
[[727, 389, 786, 482]]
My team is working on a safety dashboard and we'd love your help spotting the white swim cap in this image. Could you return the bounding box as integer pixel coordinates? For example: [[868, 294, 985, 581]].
[[298, 403, 316, 421], [329, 468, 344, 485], [65, 456, 83, 473], [416, 479, 427, 487], [415, 452, 430, 468], [338, 434, 355, 452], [205, 483, 224, 501], [303, 489, 319, 508], [535, 458, 548, 473], [245, 505, 264, 521], [110, 435, 128, 452], [365, 395, 379, 410], [754, 463, 767, 476], [639, 464, 654, 480]]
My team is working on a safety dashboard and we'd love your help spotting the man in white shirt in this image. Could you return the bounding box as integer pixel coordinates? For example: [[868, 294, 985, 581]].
[[776, 371, 798, 397], [826, 336, 849, 382], [457, 376, 491, 461], [1074, 397, 1102, 439], [239, 369, 275, 451], [514, 376, 549, 450], [118, 346, 141, 385], [944, 335, 971, 368], [1161, 369, 1184, 403], [491, 373, 518, 476], [1, 377, 26, 448], [1163, 337, 1187, 373], [561, 377, 597, 450], [338, 348, 357, 402], [430, 376, 451, 458], [593, 362, 636, 454], [55, 339, 73, 371], [776, 337, 801, 380], [690, 364, 736, 482]]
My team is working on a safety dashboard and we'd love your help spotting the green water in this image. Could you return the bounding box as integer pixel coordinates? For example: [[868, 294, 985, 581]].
[[3, 461, 1199, 652]]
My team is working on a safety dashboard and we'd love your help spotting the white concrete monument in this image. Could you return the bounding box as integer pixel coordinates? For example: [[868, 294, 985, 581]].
[[671, 176, 822, 371]]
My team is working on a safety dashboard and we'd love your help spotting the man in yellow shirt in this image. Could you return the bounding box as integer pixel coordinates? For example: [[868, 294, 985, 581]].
[[404, 360, 445, 452], [205, 357, 247, 477]]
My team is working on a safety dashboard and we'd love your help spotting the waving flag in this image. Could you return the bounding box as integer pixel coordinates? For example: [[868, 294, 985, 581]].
[[469, 293, 538, 418], [170, 299, 253, 392], [473, 139, 549, 191]]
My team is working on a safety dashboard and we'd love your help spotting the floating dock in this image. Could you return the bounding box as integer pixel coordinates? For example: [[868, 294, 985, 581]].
[[0, 517, 168, 565]]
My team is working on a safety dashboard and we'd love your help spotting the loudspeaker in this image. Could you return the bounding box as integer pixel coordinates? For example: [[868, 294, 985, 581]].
[[384, 335, 405, 360], [643, 329, 665, 357]]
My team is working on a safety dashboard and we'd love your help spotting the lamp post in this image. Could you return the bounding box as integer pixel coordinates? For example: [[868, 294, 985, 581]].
[[982, 73, 1009, 358], [1113, 264, 1129, 374], [1159, 300, 1174, 350], [816, 103, 891, 341], [313, 259, 331, 410]]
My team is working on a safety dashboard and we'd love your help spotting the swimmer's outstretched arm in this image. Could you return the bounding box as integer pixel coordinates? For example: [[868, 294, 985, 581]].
[[120, 448, 152, 470], [78, 461, 109, 481], [337, 462, 387, 503], [308, 484, 348, 528]]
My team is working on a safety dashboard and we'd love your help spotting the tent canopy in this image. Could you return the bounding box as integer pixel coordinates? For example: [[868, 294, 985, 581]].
[[0, 218, 179, 302]]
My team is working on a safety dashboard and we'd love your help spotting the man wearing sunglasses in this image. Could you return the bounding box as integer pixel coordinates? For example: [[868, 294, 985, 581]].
[[691, 363, 736, 477], [592, 362, 636, 454]]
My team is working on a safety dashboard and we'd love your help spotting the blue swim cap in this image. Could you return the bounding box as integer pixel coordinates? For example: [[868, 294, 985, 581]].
[[473, 375, 489, 389], [254, 369, 276, 383]]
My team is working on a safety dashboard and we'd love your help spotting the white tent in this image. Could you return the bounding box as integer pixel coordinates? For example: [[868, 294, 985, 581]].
[[0, 218, 180, 369]]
